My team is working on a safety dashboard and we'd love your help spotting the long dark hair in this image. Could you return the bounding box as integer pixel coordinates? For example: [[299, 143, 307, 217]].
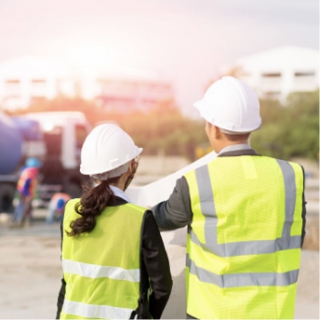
[[66, 178, 117, 237]]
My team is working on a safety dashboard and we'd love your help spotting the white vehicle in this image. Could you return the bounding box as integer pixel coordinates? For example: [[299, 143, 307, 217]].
[[24, 111, 91, 206]]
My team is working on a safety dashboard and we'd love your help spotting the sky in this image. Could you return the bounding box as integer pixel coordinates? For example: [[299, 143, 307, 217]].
[[0, 0, 318, 116]]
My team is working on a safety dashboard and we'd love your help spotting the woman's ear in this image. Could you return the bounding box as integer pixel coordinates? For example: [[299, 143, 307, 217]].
[[128, 159, 138, 175], [123, 159, 139, 191]]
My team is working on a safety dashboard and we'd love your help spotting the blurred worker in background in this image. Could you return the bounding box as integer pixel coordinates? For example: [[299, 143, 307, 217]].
[[56, 124, 172, 319], [152, 76, 306, 319], [12, 157, 41, 227], [46, 192, 71, 225]]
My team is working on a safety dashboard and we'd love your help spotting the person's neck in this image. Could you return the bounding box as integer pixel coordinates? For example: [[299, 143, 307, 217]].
[[110, 180, 125, 191], [110, 171, 131, 191]]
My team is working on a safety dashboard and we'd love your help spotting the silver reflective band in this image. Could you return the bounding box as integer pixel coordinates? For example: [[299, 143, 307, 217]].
[[190, 231, 301, 257], [62, 259, 140, 282], [62, 299, 133, 319], [276, 159, 296, 238], [186, 254, 299, 287], [191, 159, 301, 258]]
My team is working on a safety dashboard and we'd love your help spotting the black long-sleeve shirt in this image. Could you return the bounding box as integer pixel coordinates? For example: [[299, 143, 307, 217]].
[[56, 198, 172, 319]]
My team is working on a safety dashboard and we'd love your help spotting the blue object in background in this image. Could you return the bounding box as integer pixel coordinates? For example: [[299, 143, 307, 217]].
[[11, 117, 43, 141], [0, 111, 23, 174]]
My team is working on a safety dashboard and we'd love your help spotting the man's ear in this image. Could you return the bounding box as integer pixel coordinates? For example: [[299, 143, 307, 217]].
[[213, 125, 222, 139]]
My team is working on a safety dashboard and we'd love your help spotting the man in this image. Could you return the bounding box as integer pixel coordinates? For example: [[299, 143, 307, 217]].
[[152, 76, 306, 319], [46, 192, 71, 225], [12, 157, 41, 227]]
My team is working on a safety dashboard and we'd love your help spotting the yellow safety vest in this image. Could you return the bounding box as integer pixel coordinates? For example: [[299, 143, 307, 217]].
[[60, 199, 146, 319], [185, 156, 304, 319]]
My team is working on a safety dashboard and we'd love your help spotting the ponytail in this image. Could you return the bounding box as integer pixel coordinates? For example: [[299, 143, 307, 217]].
[[67, 179, 116, 237]]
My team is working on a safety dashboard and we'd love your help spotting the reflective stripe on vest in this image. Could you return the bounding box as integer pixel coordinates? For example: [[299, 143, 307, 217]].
[[186, 254, 299, 287], [62, 259, 140, 282], [61, 299, 133, 319], [185, 156, 304, 319], [61, 199, 146, 319]]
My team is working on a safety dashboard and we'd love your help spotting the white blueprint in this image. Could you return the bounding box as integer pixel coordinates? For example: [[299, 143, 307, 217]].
[[126, 151, 217, 207]]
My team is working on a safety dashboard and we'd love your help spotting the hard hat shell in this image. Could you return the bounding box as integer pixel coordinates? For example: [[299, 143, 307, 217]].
[[25, 157, 42, 168], [194, 76, 261, 133], [80, 123, 142, 176]]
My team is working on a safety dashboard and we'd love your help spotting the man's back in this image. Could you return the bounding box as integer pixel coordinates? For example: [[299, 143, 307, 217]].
[[184, 154, 304, 319]]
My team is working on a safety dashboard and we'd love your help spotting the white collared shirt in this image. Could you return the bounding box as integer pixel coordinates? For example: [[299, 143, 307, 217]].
[[110, 185, 132, 203]]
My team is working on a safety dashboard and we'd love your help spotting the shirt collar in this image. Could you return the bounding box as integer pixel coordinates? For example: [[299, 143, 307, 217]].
[[218, 143, 251, 155], [110, 185, 132, 203]]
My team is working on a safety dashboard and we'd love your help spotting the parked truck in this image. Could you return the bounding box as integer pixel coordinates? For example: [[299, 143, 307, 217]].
[[0, 110, 91, 213], [0, 112, 21, 211]]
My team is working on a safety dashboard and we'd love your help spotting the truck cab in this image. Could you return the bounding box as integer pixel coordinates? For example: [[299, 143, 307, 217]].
[[24, 111, 91, 206]]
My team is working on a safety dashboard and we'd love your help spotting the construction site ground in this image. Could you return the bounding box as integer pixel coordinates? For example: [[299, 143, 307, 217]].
[[0, 212, 318, 319]]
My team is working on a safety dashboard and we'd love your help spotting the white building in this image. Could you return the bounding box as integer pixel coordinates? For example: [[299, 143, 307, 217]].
[[0, 57, 75, 110], [78, 67, 174, 112], [221, 46, 319, 103], [0, 57, 174, 112]]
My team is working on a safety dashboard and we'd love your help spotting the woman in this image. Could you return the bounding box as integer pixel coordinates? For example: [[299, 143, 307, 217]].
[[56, 124, 172, 319]]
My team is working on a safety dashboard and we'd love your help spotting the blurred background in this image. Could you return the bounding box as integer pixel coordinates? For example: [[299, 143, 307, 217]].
[[0, 0, 319, 235], [0, 0, 318, 214], [0, 0, 318, 163]]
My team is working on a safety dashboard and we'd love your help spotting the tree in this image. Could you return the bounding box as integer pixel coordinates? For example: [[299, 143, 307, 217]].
[[282, 90, 319, 160], [115, 102, 207, 161], [251, 90, 319, 161]]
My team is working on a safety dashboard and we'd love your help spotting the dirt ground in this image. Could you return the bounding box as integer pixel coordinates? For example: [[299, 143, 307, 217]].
[[0, 220, 318, 320]]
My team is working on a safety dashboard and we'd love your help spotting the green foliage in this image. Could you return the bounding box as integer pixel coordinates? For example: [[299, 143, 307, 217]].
[[7, 97, 208, 161], [251, 90, 319, 160], [116, 104, 208, 161], [7, 89, 318, 161]]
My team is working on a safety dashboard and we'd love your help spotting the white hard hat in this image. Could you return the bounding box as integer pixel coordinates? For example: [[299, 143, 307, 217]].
[[194, 76, 261, 133], [80, 123, 142, 176]]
